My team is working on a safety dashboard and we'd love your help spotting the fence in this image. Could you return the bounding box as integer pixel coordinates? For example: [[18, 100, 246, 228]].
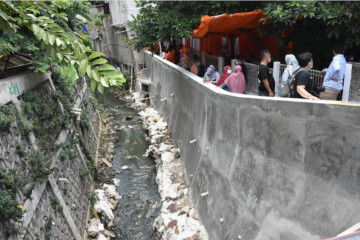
[[245, 62, 326, 95]]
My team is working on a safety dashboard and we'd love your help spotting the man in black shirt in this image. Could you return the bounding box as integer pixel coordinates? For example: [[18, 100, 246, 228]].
[[258, 50, 275, 96], [291, 52, 319, 100]]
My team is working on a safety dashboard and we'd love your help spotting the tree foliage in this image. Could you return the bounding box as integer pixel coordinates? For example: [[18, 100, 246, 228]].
[[261, 1, 360, 67], [0, 1, 126, 93], [126, 1, 264, 49], [127, 1, 360, 67], [262, 1, 360, 47]]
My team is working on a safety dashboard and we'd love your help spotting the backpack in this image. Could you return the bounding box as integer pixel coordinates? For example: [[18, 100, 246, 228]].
[[277, 68, 305, 97]]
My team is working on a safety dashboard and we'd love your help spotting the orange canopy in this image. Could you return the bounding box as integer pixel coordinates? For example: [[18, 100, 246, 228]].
[[193, 9, 266, 38]]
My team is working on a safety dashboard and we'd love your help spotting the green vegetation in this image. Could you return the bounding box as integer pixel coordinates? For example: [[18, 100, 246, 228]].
[[0, 105, 14, 131], [57, 132, 80, 161], [50, 197, 63, 211], [0, 162, 27, 232], [20, 85, 75, 152], [44, 216, 53, 240], [88, 191, 99, 218], [24, 183, 35, 199], [128, 1, 360, 67], [0, 1, 126, 93], [63, 187, 68, 196], [79, 168, 90, 179], [21, 91, 64, 144], [15, 144, 26, 158], [27, 150, 53, 184], [126, 1, 263, 49], [0, 167, 28, 195], [80, 108, 90, 128], [0, 190, 23, 223], [262, 1, 360, 47], [79, 157, 95, 179]]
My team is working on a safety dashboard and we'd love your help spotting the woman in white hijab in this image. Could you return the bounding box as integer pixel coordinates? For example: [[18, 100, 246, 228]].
[[282, 54, 300, 83], [204, 65, 220, 84]]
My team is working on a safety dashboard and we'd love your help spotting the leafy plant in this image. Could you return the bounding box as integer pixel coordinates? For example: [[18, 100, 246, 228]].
[[88, 191, 99, 218], [24, 183, 35, 199], [262, 1, 360, 47], [44, 216, 52, 240], [80, 108, 90, 128], [50, 197, 63, 211], [0, 105, 14, 131], [86, 158, 94, 173], [15, 144, 26, 157], [79, 168, 90, 179], [0, 1, 126, 93], [0, 190, 23, 223], [126, 1, 264, 49], [63, 187, 68, 196], [27, 150, 53, 183], [0, 167, 28, 194], [67, 149, 78, 160]]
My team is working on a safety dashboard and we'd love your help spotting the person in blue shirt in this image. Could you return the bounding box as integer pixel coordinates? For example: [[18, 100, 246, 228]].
[[320, 44, 347, 100]]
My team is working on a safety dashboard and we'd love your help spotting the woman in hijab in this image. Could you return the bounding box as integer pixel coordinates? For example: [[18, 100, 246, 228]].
[[216, 65, 232, 87], [282, 54, 300, 83], [204, 65, 220, 83], [220, 65, 246, 94]]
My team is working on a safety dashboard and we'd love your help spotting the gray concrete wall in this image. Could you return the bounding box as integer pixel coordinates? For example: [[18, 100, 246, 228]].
[[0, 76, 100, 240], [349, 62, 360, 101], [0, 71, 49, 105], [145, 53, 360, 240]]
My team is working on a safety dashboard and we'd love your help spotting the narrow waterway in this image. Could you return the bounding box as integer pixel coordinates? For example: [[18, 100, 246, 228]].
[[98, 93, 161, 240]]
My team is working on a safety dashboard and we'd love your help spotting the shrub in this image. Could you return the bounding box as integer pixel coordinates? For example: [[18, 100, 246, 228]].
[[0, 190, 23, 223], [0, 167, 28, 194], [27, 150, 53, 183], [0, 105, 14, 131], [50, 198, 62, 211], [44, 216, 53, 240], [79, 169, 90, 179], [15, 144, 26, 157]]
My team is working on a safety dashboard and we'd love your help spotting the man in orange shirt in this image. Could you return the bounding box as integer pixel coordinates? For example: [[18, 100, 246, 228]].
[[165, 45, 175, 63]]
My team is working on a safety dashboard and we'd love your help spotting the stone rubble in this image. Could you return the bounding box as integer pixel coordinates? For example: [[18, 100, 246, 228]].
[[87, 108, 119, 240], [88, 90, 209, 240], [134, 96, 209, 240], [87, 180, 119, 240]]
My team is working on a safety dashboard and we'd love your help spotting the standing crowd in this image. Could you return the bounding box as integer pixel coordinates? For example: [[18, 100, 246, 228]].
[[258, 44, 347, 100], [160, 42, 347, 101]]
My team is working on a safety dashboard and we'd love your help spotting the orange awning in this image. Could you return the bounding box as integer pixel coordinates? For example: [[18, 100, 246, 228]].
[[193, 9, 266, 38]]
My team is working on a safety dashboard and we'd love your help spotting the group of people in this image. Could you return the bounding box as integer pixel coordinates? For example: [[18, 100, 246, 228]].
[[161, 42, 347, 101], [190, 55, 248, 94], [258, 44, 347, 100]]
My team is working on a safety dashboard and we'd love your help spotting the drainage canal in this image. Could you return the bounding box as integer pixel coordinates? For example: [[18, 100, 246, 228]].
[[98, 93, 161, 239]]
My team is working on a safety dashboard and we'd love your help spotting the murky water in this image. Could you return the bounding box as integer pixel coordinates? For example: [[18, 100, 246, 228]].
[[98, 93, 161, 240]]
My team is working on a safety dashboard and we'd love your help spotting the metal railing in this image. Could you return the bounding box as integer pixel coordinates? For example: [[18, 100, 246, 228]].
[[280, 64, 325, 86], [245, 62, 326, 95]]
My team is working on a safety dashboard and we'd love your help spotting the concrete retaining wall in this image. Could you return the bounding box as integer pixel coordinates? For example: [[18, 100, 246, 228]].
[[0, 75, 100, 239], [145, 53, 360, 240], [349, 62, 360, 101], [0, 71, 49, 105]]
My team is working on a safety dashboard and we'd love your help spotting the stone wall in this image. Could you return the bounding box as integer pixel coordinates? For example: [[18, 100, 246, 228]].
[[145, 53, 360, 240], [0, 72, 100, 240]]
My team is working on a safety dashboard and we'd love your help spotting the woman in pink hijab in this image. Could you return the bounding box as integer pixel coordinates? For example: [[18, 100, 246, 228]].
[[220, 65, 246, 94]]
